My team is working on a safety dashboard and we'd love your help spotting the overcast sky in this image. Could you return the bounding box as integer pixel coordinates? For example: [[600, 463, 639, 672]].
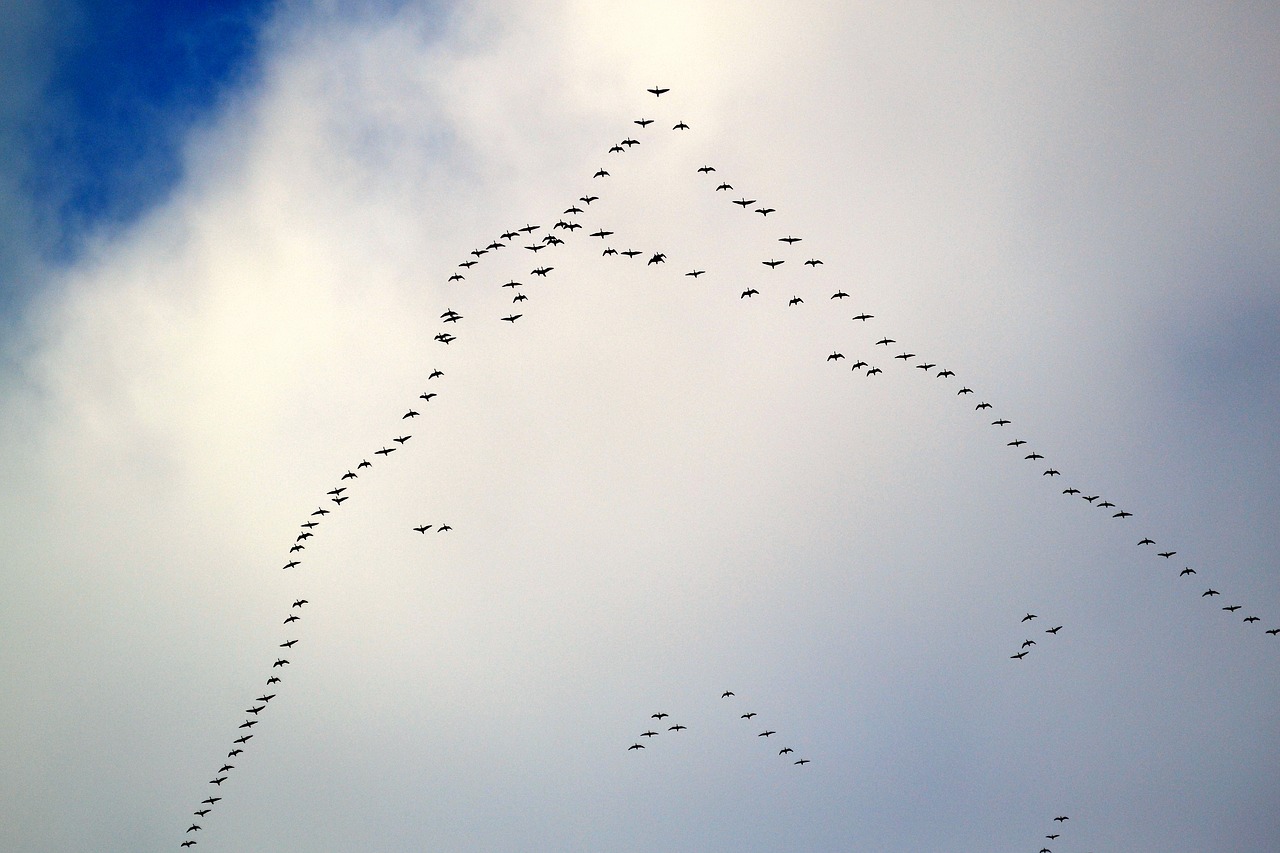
[[2, 2, 1278, 851]]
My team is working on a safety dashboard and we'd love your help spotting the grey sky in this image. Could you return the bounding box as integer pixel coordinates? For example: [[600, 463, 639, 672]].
[[2, 2, 1278, 851]]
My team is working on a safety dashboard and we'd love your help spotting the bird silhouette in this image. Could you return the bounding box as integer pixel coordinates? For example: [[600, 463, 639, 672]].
[[647, 86, 670, 96]]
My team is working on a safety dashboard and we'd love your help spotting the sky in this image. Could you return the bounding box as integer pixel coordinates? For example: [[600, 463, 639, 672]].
[[1, 2, 1278, 851]]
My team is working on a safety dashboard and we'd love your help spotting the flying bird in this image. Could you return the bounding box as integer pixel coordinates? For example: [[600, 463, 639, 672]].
[[733, 198, 756, 207], [1180, 567, 1196, 576], [1046, 626, 1062, 634], [648, 253, 666, 265], [716, 183, 732, 191], [1022, 613, 1037, 622], [852, 313, 874, 321], [647, 86, 669, 96], [740, 289, 758, 298], [758, 730, 776, 737], [686, 270, 705, 278], [762, 259, 784, 268], [1011, 651, 1028, 659], [502, 314, 522, 323], [831, 290, 849, 299], [756, 207, 776, 216], [788, 296, 803, 306], [742, 712, 757, 719], [1158, 551, 1176, 558], [628, 743, 645, 750], [721, 691, 735, 698], [593, 169, 609, 178], [697, 165, 716, 173], [1138, 538, 1155, 545], [673, 121, 689, 130], [634, 118, 653, 127]]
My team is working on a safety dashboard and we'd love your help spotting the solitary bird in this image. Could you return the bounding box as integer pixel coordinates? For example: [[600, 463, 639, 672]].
[[647, 86, 670, 96], [697, 165, 716, 173], [742, 712, 757, 719], [721, 691, 735, 698], [788, 296, 803, 306], [852, 313, 874, 321], [1054, 816, 1069, 822]]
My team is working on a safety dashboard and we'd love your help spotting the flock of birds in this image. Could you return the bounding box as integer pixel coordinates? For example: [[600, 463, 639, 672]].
[[624, 690, 810, 767], [177, 85, 1269, 850]]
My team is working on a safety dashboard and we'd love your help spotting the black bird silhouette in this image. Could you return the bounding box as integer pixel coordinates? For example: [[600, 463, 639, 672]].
[[1097, 500, 1114, 508], [448, 273, 463, 282], [532, 266, 553, 276], [788, 296, 803, 306], [647, 86, 670, 96], [1082, 495, 1099, 503], [852, 313, 874, 321], [1138, 538, 1155, 545], [1158, 551, 1176, 559], [1063, 488, 1080, 495], [414, 525, 432, 534], [1223, 605, 1242, 612], [686, 270, 705, 278], [502, 280, 522, 288], [621, 250, 641, 258], [438, 524, 452, 532], [420, 392, 437, 401], [780, 235, 802, 244], [716, 183, 732, 191], [641, 730, 658, 737], [648, 253, 666, 265], [779, 746, 793, 754], [1244, 616, 1260, 623], [332, 495, 348, 504], [976, 402, 993, 410], [593, 168, 609, 178], [875, 337, 895, 346], [916, 362, 935, 371], [580, 195, 598, 204], [280, 640, 297, 649], [1022, 639, 1036, 648], [758, 730, 776, 737], [311, 507, 329, 516], [233, 734, 251, 744], [1053, 816, 1069, 822], [628, 743, 645, 750], [1180, 567, 1196, 576], [669, 724, 687, 731], [187, 824, 201, 832], [740, 289, 758, 298], [851, 361, 868, 370], [742, 712, 757, 719], [673, 121, 689, 130], [937, 369, 955, 378], [794, 759, 811, 765], [761, 258, 783, 268], [733, 198, 756, 207], [201, 797, 220, 805], [282, 560, 300, 570], [756, 207, 776, 216], [589, 229, 613, 238], [866, 367, 883, 376], [804, 258, 824, 266], [257, 694, 275, 702], [721, 691, 735, 698], [273, 659, 289, 668], [1022, 613, 1037, 622], [1267, 629, 1280, 635], [831, 290, 849, 299], [957, 387, 973, 394], [300, 521, 318, 529], [1113, 510, 1133, 518], [1025, 452, 1044, 460], [458, 260, 476, 268], [1011, 651, 1028, 659], [502, 314, 522, 323], [1046, 626, 1062, 634], [393, 435, 411, 444], [402, 410, 418, 419], [293, 599, 308, 608], [634, 118, 653, 127], [341, 471, 356, 480], [181, 841, 196, 847], [266, 676, 280, 685], [358, 459, 372, 469], [992, 418, 1010, 425], [1043, 469, 1061, 477], [828, 352, 845, 361], [194, 809, 210, 816], [697, 165, 716, 173], [1008, 439, 1026, 447], [289, 544, 304, 553]]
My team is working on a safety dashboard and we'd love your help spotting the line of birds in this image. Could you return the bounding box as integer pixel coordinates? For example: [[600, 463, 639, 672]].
[[625, 691, 811, 766], [181, 84, 1268, 848]]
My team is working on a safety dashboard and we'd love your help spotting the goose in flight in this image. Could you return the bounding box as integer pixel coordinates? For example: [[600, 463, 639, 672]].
[[1113, 510, 1133, 518], [852, 313, 874, 321], [957, 387, 973, 394], [1025, 452, 1044, 460], [414, 525, 432, 534], [1179, 567, 1196, 576], [458, 260, 476, 269], [804, 258, 824, 266], [742, 712, 757, 719], [502, 314, 522, 323], [282, 561, 300, 570], [1202, 589, 1219, 597], [580, 195, 598, 204], [851, 361, 868, 370], [831, 290, 849, 299], [237, 720, 256, 729], [697, 165, 716, 173], [1138, 538, 1155, 545], [289, 544, 304, 553], [438, 524, 452, 532], [673, 121, 689, 130], [628, 743, 645, 750], [762, 259, 784, 268], [1267, 629, 1280, 635], [652, 712, 669, 720], [894, 352, 915, 361], [740, 289, 759, 298], [608, 144, 623, 153], [590, 229, 613, 238], [257, 694, 275, 703], [866, 367, 883, 376], [758, 730, 776, 737], [716, 182, 732, 191], [1223, 605, 1242, 612], [828, 352, 845, 361], [641, 730, 659, 737], [1007, 439, 1026, 448], [621, 250, 641, 258], [788, 296, 803, 306], [756, 207, 776, 216], [602, 248, 617, 256], [1022, 613, 1037, 622], [332, 495, 349, 504], [634, 118, 653, 127], [501, 230, 518, 240], [273, 658, 289, 668], [293, 599, 308, 608], [647, 86, 669, 96], [780, 235, 802, 244], [916, 362, 935, 371], [226, 749, 242, 758], [194, 809, 211, 816], [187, 824, 202, 833], [721, 691, 735, 698], [686, 270, 705, 278], [501, 280, 522, 288], [358, 459, 372, 469], [937, 369, 955, 378], [1097, 500, 1115, 508], [402, 410, 419, 419], [1010, 651, 1028, 659], [976, 402, 993, 410], [668, 724, 687, 731], [284, 614, 299, 623], [393, 435, 411, 444], [1158, 551, 1176, 559], [1043, 469, 1061, 477], [779, 746, 793, 754], [1053, 816, 1069, 822], [648, 253, 666, 265], [1063, 488, 1080, 495], [300, 521, 318, 529], [201, 797, 221, 805], [593, 169, 609, 178], [733, 198, 757, 207], [266, 676, 280, 685], [875, 337, 895, 346], [1244, 616, 1260, 623], [1082, 495, 1099, 503], [991, 418, 1010, 425], [311, 507, 329, 516], [420, 392, 437, 401], [1045, 626, 1062, 634], [524, 243, 544, 252], [448, 273, 464, 282], [280, 640, 297, 648], [341, 471, 357, 480], [233, 734, 252, 744], [532, 267, 553, 276], [181, 841, 196, 848], [620, 137, 639, 148]]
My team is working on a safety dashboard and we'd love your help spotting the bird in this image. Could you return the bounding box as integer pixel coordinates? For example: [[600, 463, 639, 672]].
[[608, 144, 623, 154], [289, 544, 304, 553], [716, 182, 732, 191], [756, 207, 776, 216], [1179, 567, 1196, 576], [201, 797, 221, 805], [628, 743, 645, 750], [937, 369, 955, 378], [866, 367, 883, 376], [852, 312, 874, 321], [721, 691, 735, 698], [602, 248, 617, 257], [300, 521, 318, 529], [788, 296, 803, 306], [447, 273, 463, 282], [648, 253, 666, 265], [875, 337, 895, 346], [1008, 439, 1027, 447], [758, 730, 776, 737], [957, 387, 973, 394], [181, 841, 196, 848], [257, 694, 275, 703], [580, 195, 598, 204], [233, 735, 251, 744], [402, 410, 419, 419], [357, 459, 372, 469], [1138, 538, 1155, 545], [332, 495, 348, 504], [652, 712, 668, 720], [1054, 816, 1069, 822], [1244, 616, 1260, 623], [589, 229, 613, 238], [794, 759, 811, 765], [1223, 605, 1242, 612], [1063, 488, 1080, 495], [1022, 613, 1037, 622], [414, 525, 432, 534], [187, 824, 202, 832], [992, 418, 1010, 425], [779, 747, 793, 754], [804, 258, 824, 266], [458, 260, 476, 268], [1097, 500, 1115, 508], [733, 198, 757, 207], [282, 561, 300, 570], [1158, 551, 1176, 559], [501, 280, 522, 288], [266, 677, 280, 685], [668, 724, 687, 731], [831, 290, 849, 299], [340, 471, 356, 480], [976, 402, 993, 410], [1025, 452, 1044, 460], [620, 250, 641, 258], [1202, 589, 1219, 597], [1267, 629, 1280, 635], [851, 361, 868, 370], [393, 435, 411, 444], [1022, 639, 1036, 648], [293, 599, 308, 608], [894, 353, 915, 361], [311, 507, 329, 516], [1011, 651, 1028, 659], [740, 289, 758, 298], [1082, 495, 1099, 503], [697, 165, 716, 173], [593, 168, 609, 178], [686, 270, 705, 278], [532, 267, 553, 276], [780, 235, 802, 244], [502, 314, 522, 323], [1046, 626, 1062, 634], [1113, 510, 1133, 518], [194, 809, 211, 816], [673, 121, 689, 130], [375, 447, 394, 455], [634, 118, 653, 127], [420, 392, 437, 401], [273, 659, 289, 668], [742, 712, 757, 719], [1043, 469, 1061, 476], [280, 640, 297, 649], [916, 362, 935, 371], [647, 86, 670, 96], [641, 730, 659, 737], [438, 524, 452, 532], [828, 352, 845, 361]]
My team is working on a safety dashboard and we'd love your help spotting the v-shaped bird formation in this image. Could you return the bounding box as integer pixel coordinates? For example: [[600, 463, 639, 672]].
[[177, 86, 1272, 849]]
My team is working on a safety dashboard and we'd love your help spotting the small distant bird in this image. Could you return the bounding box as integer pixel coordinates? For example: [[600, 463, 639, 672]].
[[976, 402, 993, 410], [448, 273, 464, 282], [1043, 469, 1061, 477], [1025, 452, 1044, 460], [1158, 551, 1176, 559], [992, 418, 1010, 425], [733, 198, 757, 207], [780, 235, 802, 244], [742, 712, 757, 719], [697, 165, 716, 173], [1022, 613, 1037, 622], [756, 207, 776, 216], [280, 640, 297, 648], [852, 313, 873, 321], [762, 259, 783, 268], [716, 183, 732, 190], [581, 195, 598, 204], [358, 459, 372, 468], [779, 747, 793, 754], [1046, 626, 1062, 634], [375, 447, 395, 456], [1054, 816, 1069, 822], [1179, 567, 1196, 576], [293, 599, 308, 608], [740, 289, 759, 298], [341, 471, 356, 480], [721, 691, 735, 698], [686, 270, 705, 278], [414, 525, 432, 534], [788, 296, 803, 306], [593, 169, 609, 178], [647, 253, 666, 265], [1022, 639, 1036, 648], [1011, 651, 1028, 659], [875, 338, 895, 346], [502, 314, 522, 323], [1063, 488, 1080, 495], [828, 352, 845, 361], [937, 369, 955, 378], [652, 712, 668, 720], [1138, 538, 1155, 545], [831, 291, 849, 299], [1113, 510, 1133, 518], [438, 524, 452, 532], [794, 759, 810, 765], [957, 387, 973, 395], [804, 258, 824, 266], [668, 724, 687, 731], [758, 730, 776, 737], [403, 410, 419, 419], [1223, 605, 1242, 612], [393, 435, 411, 444], [673, 121, 689, 130], [272, 659, 289, 668], [634, 118, 653, 127], [866, 367, 883, 376], [282, 561, 300, 570], [284, 615, 299, 624], [1244, 616, 1260, 623], [641, 730, 658, 738], [647, 85, 670, 97], [628, 743, 645, 750]]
